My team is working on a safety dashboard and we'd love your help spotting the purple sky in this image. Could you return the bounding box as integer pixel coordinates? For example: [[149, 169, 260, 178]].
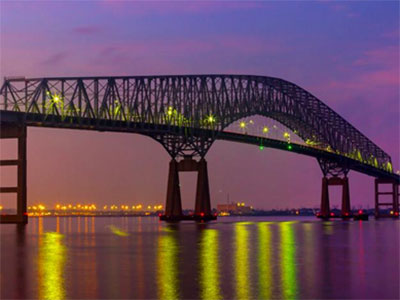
[[0, 1, 399, 210]]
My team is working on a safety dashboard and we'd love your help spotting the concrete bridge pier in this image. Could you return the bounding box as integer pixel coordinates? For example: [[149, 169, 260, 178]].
[[163, 159, 183, 220], [319, 176, 351, 219], [0, 123, 27, 224], [194, 159, 212, 217], [160, 157, 216, 222], [374, 178, 399, 218]]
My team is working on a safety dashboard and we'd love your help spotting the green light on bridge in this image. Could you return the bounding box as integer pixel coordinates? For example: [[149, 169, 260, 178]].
[[287, 144, 293, 150], [259, 145, 264, 151]]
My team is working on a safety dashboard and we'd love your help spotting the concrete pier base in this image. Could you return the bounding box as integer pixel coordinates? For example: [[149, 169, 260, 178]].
[[0, 123, 27, 224], [160, 157, 216, 222], [319, 176, 351, 219], [375, 178, 399, 218]]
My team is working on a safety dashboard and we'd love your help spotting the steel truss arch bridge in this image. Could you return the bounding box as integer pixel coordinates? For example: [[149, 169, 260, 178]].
[[0, 74, 398, 223]]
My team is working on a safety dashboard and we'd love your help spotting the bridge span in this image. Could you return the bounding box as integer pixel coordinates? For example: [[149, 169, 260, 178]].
[[0, 75, 398, 223]]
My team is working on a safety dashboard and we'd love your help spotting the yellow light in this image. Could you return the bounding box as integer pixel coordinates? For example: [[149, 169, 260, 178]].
[[53, 95, 60, 102], [56, 204, 60, 209], [77, 204, 81, 208], [207, 115, 215, 123], [68, 205, 72, 209], [103, 205, 107, 210], [390, 210, 394, 215], [262, 126, 269, 133], [284, 132, 290, 139], [32, 206, 37, 210], [0, 205, 3, 210], [239, 121, 246, 129], [147, 205, 151, 209], [132, 206, 135, 209]]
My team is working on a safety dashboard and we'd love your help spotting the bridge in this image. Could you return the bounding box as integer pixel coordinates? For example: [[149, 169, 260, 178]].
[[0, 74, 398, 223]]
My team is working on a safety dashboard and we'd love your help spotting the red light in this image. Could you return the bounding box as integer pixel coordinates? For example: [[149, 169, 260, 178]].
[[200, 212, 204, 217], [214, 213, 217, 217], [395, 212, 399, 216], [330, 212, 334, 217], [358, 210, 363, 214], [158, 213, 162, 217], [345, 212, 349, 216], [24, 212, 28, 216]]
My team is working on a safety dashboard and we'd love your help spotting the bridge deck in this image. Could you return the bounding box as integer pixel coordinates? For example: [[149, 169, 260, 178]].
[[1, 110, 398, 182]]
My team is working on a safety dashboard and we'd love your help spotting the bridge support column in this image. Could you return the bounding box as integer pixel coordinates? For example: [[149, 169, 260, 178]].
[[0, 123, 27, 224], [160, 156, 216, 222], [341, 177, 351, 217], [320, 177, 330, 218], [319, 176, 351, 219], [375, 178, 399, 218], [163, 159, 183, 220], [195, 159, 212, 217]]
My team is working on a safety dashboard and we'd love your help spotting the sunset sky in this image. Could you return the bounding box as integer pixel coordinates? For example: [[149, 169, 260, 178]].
[[0, 1, 398, 210]]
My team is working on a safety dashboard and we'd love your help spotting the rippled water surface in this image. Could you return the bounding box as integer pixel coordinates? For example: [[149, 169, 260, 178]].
[[1, 216, 399, 299]]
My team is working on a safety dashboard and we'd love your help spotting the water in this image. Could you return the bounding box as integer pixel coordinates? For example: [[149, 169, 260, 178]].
[[1, 216, 399, 299]]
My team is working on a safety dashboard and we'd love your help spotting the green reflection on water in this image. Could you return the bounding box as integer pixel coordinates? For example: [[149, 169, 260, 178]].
[[38, 232, 67, 300], [280, 222, 298, 299], [258, 223, 272, 299], [235, 223, 251, 300], [157, 227, 179, 300], [199, 229, 222, 300]]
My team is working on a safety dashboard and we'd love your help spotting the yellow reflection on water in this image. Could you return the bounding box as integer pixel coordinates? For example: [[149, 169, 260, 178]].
[[38, 217, 43, 235], [280, 222, 298, 299], [235, 223, 251, 300], [157, 227, 179, 300], [199, 229, 221, 300], [38, 232, 67, 300], [258, 223, 272, 299]]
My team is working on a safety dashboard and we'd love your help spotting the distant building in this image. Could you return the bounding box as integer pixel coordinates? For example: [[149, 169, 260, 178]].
[[217, 202, 253, 215]]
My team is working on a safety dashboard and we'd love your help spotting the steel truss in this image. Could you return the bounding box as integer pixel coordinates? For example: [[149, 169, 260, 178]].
[[0, 75, 393, 165]]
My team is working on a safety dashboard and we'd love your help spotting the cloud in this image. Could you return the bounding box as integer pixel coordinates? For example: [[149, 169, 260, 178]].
[[40, 52, 69, 66], [72, 25, 103, 35], [99, 0, 267, 15]]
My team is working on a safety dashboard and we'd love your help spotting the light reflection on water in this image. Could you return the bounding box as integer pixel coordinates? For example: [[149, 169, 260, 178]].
[[157, 226, 179, 300], [1, 216, 399, 299], [199, 229, 221, 300], [235, 223, 251, 300], [279, 221, 298, 299], [38, 232, 66, 300], [257, 222, 272, 300]]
